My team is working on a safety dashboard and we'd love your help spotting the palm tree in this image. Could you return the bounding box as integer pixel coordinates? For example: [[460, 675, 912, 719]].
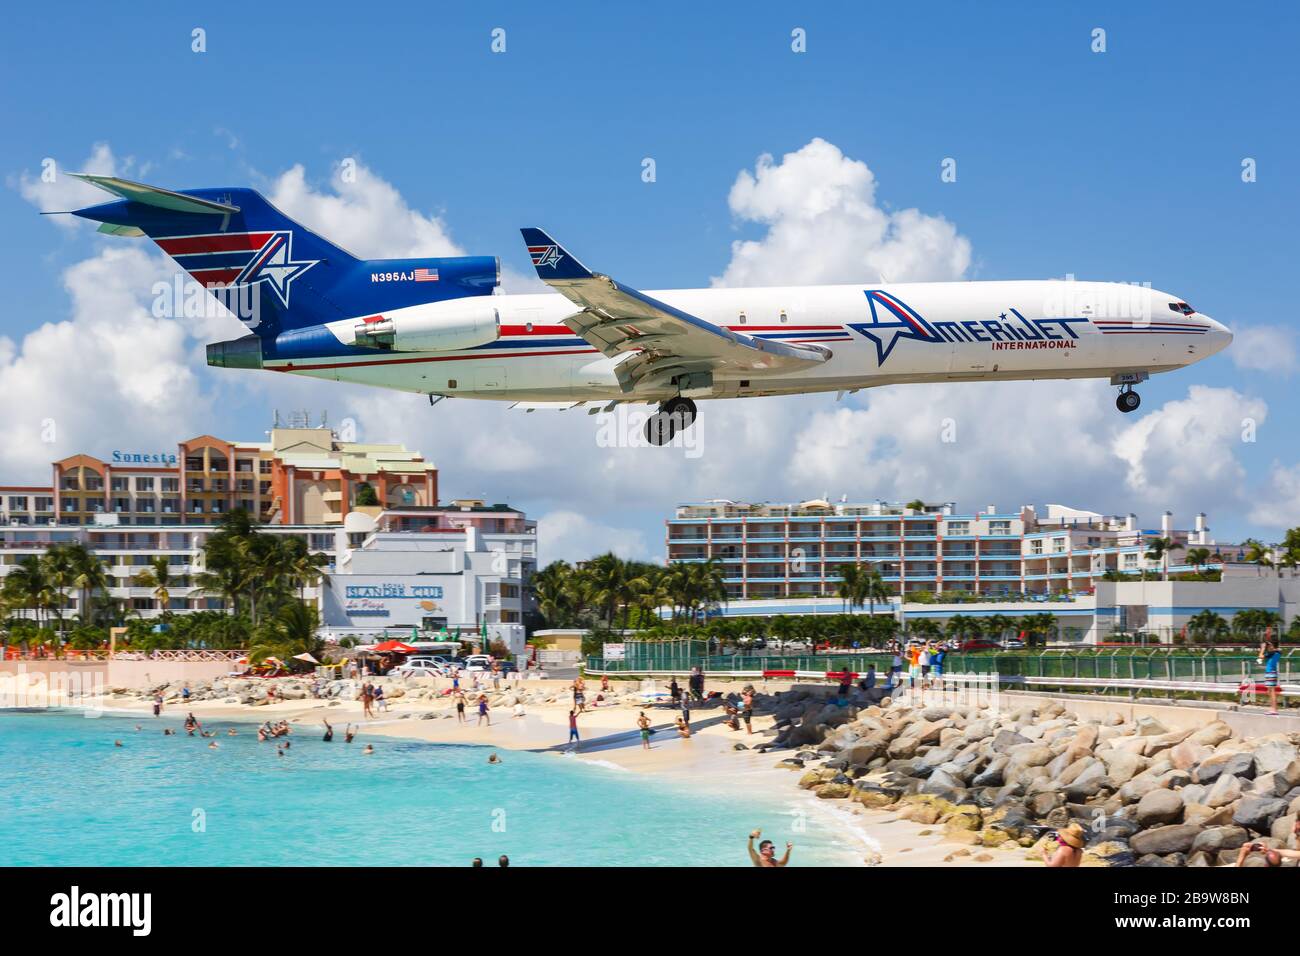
[[40, 544, 77, 640], [905, 499, 927, 512], [1242, 539, 1274, 578], [836, 563, 861, 613], [1144, 537, 1182, 581], [64, 543, 110, 626], [133, 555, 174, 614], [1187, 609, 1228, 646], [248, 600, 322, 668], [1185, 547, 1211, 576], [2, 555, 52, 628], [858, 568, 892, 618]]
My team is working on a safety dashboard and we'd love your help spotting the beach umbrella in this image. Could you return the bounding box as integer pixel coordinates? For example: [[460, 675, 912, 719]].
[[371, 639, 417, 654], [293, 652, 320, 665]]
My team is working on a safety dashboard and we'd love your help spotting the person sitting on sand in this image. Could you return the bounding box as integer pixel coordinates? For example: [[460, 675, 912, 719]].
[[675, 716, 691, 739], [637, 711, 652, 750], [723, 700, 741, 732], [513, 701, 526, 719], [747, 829, 791, 867], [1042, 823, 1084, 867]]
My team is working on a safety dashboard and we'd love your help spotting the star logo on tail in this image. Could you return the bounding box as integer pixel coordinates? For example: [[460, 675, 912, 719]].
[[234, 232, 319, 308], [848, 289, 943, 365]]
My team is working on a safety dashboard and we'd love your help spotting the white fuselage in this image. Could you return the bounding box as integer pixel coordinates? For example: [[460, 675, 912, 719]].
[[265, 280, 1231, 402]]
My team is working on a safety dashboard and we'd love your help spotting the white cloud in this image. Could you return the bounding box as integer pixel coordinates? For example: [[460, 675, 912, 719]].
[[0, 245, 214, 480], [266, 161, 543, 293], [268, 162, 465, 260], [713, 138, 971, 287], [536, 510, 650, 565], [1229, 324, 1297, 375], [1248, 463, 1300, 529], [13, 143, 128, 228]]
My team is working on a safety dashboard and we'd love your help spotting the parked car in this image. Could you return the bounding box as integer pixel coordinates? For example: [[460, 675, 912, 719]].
[[392, 659, 443, 677], [460, 654, 493, 672], [1000, 639, 1027, 650], [957, 640, 1002, 652]]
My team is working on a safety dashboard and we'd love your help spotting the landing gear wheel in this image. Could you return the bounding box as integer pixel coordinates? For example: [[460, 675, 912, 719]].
[[644, 397, 698, 446], [1116, 389, 1141, 413], [663, 396, 697, 430], [644, 410, 678, 446]]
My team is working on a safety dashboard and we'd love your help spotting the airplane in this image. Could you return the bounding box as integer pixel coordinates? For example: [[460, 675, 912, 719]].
[[66, 175, 1232, 445]]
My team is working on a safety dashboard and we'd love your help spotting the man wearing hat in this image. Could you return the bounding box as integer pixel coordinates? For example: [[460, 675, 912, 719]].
[[1041, 823, 1084, 867]]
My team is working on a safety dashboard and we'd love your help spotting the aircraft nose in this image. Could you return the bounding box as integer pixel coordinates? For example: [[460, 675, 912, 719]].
[[1201, 314, 1232, 355]]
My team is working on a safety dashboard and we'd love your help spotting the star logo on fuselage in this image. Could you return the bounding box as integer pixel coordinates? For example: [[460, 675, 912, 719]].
[[234, 231, 319, 308], [847, 289, 943, 365]]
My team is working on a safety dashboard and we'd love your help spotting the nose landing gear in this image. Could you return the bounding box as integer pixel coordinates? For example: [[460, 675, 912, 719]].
[[644, 397, 698, 446], [1116, 386, 1141, 413]]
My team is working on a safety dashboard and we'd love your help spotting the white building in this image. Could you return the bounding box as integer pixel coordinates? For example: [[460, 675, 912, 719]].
[[318, 514, 535, 654]]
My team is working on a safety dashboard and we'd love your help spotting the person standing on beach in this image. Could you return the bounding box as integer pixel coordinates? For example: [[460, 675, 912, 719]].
[[741, 687, 755, 734], [1259, 640, 1282, 715], [477, 694, 491, 726], [567, 709, 580, 747], [152, 693, 162, 718], [679, 692, 690, 728], [455, 691, 467, 724], [637, 711, 652, 750], [747, 829, 792, 867]]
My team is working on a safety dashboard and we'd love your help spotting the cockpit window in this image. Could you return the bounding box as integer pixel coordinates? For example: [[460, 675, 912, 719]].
[[1168, 301, 1195, 315]]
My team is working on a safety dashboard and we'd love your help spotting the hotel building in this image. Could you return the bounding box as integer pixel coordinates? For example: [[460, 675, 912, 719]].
[[0, 421, 437, 528], [666, 498, 1226, 602], [0, 503, 536, 647]]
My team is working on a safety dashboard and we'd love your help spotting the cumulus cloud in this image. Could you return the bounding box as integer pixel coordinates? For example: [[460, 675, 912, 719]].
[[713, 138, 971, 287], [1229, 324, 1297, 375], [268, 162, 465, 260], [13, 143, 128, 228], [537, 510, 650, 564], [1112, 385, 1265, 517], [0, 245, 214, 480], [1249, 463, 1300, 528]]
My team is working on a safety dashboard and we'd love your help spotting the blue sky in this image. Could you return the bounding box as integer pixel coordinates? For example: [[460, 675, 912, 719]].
[[1, 1, 1297, 558]]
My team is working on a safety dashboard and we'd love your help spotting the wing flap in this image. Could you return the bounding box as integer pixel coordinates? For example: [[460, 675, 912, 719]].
[[520, 228, 830, 393]]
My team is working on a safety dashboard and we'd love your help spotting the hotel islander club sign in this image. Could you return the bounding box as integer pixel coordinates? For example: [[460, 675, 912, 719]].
[[340, 582, 446, 619]]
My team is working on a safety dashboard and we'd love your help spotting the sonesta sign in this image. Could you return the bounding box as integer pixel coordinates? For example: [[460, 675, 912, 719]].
[[111, 450, 179, 465]]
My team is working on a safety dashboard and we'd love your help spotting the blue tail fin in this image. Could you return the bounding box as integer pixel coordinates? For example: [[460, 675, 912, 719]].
[[70, 176, 498, 339]]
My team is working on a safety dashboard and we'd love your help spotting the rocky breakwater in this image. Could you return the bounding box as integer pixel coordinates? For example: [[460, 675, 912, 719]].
[[759, 687, 1300, 866]]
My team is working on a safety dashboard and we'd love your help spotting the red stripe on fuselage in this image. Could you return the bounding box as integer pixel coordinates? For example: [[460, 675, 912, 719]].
[[156, 233, 273, 256], [268, 347, 600, 373]]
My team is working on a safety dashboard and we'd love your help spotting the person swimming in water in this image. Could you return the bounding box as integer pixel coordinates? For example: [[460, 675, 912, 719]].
[[362, 744, 374, 755], [322, 719, 334, 741], [344, 724, 356, 744]]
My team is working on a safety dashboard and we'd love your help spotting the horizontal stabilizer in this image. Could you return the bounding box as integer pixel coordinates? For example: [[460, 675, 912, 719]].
[[96, 222, 146, 237], [69, 173, 240, 215]]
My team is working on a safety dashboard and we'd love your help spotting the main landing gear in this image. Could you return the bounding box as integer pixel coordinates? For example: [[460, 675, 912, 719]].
[[1116, 386, 1141, 414], [644, 397, 698, 446]]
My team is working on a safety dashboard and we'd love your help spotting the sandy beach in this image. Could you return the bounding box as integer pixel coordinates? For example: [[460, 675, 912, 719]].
[[54, 672, 1033, 868]]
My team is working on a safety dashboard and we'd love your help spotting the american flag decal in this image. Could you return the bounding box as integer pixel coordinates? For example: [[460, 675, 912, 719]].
[[413, 268, 439, 282]]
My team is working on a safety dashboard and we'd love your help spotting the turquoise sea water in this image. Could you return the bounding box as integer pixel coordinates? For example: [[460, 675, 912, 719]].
[[0, 710, 861, 866]]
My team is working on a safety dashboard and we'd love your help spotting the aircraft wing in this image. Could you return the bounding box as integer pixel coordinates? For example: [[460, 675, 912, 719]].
[[519, 228, 831, 394]]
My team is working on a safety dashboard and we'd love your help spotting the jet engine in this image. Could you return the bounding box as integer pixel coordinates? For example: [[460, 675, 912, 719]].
[[353, 297, 500, 352]]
